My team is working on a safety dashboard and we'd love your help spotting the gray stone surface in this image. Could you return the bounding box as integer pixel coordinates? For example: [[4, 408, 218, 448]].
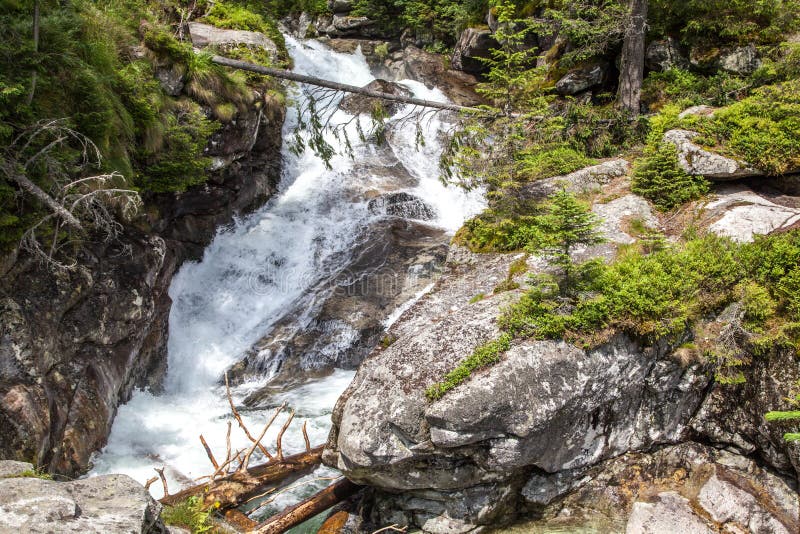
[[719, 44, 762, 75], [646, 38, 687, 72], [339, 79, 412, 116], [188, 22, 278, 58], [450, 28, 498, 75], [663, 129, 764, 180], [705, 185, 800, 242], [519, 159, 630, 199], [555, 65, 606, 95], [0, 474, 165, 533], [626, 492, 714, 534], [0, 460, 33, 478], [593, 194, 660, 245]]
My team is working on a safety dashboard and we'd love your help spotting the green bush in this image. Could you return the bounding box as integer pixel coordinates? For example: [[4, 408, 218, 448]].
[[518, 146, 595, 181], [632, 142, 710, 211], [161, 496, 216, 533], [697, 81, 800, 175]]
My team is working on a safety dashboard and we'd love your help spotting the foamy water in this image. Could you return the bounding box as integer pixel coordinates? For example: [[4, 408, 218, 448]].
[[89, 36, 484, 514]]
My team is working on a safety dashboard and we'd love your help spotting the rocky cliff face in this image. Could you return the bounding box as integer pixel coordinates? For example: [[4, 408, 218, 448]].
[[0, 81, 285, 477], [323, 168, 800, 532]]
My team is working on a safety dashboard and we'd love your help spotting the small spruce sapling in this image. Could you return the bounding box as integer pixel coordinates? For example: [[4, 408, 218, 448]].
[[533, 188, 605, 296]]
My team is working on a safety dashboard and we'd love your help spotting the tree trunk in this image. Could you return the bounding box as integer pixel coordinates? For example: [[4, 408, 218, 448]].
[[211, 55, 481, 114], [617, 0, 648, 114], [253, 478, 360, 534], [26, 0, 40, 106]]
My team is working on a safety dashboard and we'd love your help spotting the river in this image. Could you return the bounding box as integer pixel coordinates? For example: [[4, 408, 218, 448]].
[[89, 35, 484, 522]]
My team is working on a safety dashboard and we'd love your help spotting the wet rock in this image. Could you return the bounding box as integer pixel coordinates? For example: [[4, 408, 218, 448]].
[[367, 192, 437, 220], [0, 460, 33, 478], [663, 129, 764, 180], [0, 474, 165, 533], [386, 46, 483, 107], [555, 64, 606, 95], [704, 185, 800, 242], [187, 22, 278, 58], [646, 37, 688, 72], [719, 44, 762, 75], [339, 79, 412, 116], [231, 217, 449, 395], [450, 28, 498, 75], [518, 442, 798, 534], [627, 492, 714, 534]]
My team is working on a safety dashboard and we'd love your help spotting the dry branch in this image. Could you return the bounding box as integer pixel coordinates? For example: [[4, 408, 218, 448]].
[[200, 434, 220, 471], [211, 55, 482, 114], [253, 478, 361, 534], [226, 373, 274, 461]]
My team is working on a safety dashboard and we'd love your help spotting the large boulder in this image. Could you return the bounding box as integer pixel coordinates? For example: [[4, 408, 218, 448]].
[[450, 28, 498, 75], [519, 158, 630, 199], [187, 22, 278, 58], [0, 474, 166, 533], [555, 64, 607, 95], [663, 129, 763, 180], [387, 46, 483, 107], [323, 249, 712, 530], [646, 37, 688, 72], [328, 0, 354, 13], [339, 79, 413, 117], [719, 44, 762, 75]]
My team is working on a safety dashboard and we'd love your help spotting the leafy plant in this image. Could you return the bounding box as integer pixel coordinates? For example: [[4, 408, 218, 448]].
[[161, 496, 217, 533], [631, 141, 709, 210]]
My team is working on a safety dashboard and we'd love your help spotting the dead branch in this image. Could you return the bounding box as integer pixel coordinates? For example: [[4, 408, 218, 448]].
[[226, 373, 274, 461], [253, 478, 361, 534], [275, 410, 295, 462], [246, 476, 339, 516], [199, 434, 219, 471], [154, 467, 170, 498], [372, 525, 408, 534], [224, 509, 258, 532], [144, 476, 158, 491], [302, 421, 311, 453], [240, 403, 286, 473]]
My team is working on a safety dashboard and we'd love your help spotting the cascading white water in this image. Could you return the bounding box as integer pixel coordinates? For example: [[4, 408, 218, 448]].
[[89, 36, 484, 517]]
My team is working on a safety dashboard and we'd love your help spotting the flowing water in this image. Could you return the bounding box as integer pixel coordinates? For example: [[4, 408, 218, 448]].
[[89, 36, 484, 519]]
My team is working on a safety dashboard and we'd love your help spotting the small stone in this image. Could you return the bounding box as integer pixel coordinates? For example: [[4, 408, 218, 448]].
[[555, 64, 606, 95]]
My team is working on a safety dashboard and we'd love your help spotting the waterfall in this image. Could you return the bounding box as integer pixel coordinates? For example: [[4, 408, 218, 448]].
[[89, 36, 484, 516]]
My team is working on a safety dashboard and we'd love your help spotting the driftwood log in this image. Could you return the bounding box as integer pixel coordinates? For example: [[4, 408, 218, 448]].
[[211, 55, 482, 114], [160, 446, 324, 509], [253, 478, 361, 534]]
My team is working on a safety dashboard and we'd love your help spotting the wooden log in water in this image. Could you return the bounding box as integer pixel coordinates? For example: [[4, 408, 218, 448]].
[[160, 446, 324, 510], [253, 478, 361, 534]]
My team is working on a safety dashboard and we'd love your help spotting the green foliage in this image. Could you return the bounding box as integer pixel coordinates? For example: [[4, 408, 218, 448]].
[[650, 0, 800, 47], [695, 81, 800, 175], [265, 0, 330, 17], [765, 380, 800, 442], [161, 496, 216, 533], [135, 101, 219, 193], [533, 189, 604, 294], [518, 146, 595, 181], [12, 469, 53, 480], [469, 293, 487, 304], [453, 211, 543, 252], [202, 0, 287, 60], [425, 333, 513, 400], [632, 142, 709, 211], [544, 0, 627, 66]]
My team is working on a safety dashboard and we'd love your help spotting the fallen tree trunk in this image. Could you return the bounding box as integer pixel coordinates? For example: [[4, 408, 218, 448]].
[[160, 446, 324, 509], [211, 55, 483, 114], [253, 478, 361, 534]]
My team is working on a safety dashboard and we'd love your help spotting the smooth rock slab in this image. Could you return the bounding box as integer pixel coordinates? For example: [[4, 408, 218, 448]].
[[0, 474, 165, 533], [0, 460, 33, 478], [626, 492, 714, 534], [188, 22, 278, 57], [705, 185, 800, 242]]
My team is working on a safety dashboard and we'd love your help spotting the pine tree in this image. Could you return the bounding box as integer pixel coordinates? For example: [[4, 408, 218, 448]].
[[535, 188, 605, 295]]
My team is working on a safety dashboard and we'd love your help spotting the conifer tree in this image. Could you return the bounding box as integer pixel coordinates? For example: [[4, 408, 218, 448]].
[[535, 188, 605, 295]]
